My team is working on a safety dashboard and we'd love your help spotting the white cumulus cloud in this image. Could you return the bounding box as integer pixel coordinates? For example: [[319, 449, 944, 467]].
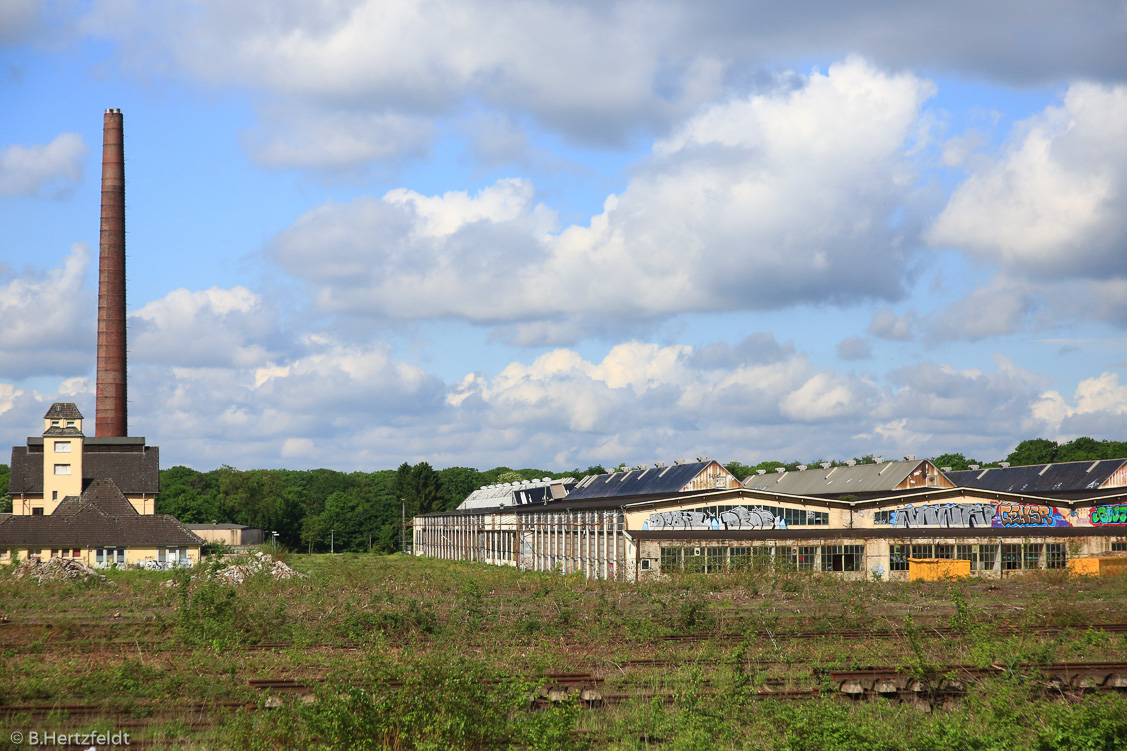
[[0, 133, 87, 198]]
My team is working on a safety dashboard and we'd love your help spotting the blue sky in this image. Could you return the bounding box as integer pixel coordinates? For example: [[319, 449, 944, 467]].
[[1, 0, 1126, 472]]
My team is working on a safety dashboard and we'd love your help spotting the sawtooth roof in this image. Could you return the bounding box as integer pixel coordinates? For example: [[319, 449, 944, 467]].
[[947, 459, 1127, 495], [742, 460, 933, 497], [564, 461, 725, 500], [0, 479, 203, 548], [458, 478, 576, 510]]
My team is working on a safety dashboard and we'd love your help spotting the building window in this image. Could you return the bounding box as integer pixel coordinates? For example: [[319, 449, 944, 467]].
[[873, 510, 893, 525], [1001, 544, 1023, 571], [978, 545, 998, 571], [660, 546, 682, 573], [640, 559, 651, 571], [728, 547, 751, 571], [53, 464, 71, 475], [890, 544, 909, 571], [911, 544, 934, 560], [54, 440, 71, 453], [705, 547, 725, 573], [32, 508, 44, 516], [1024, 544, 1042, 570], [935, 545, 954, 559], [1045, 544, 1066, 569], [66, 421, 75, 427], [1111, 542, 1127, 552], [797, 546, 818, 571]]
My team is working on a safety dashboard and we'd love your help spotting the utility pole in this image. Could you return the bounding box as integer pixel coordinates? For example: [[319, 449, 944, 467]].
[[331, 529, 334, 555], [401, 502, 406, 554]]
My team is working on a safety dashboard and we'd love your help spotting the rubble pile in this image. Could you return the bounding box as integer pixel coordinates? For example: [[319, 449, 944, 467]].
[[207, 551, 306, 585], [11, 557, 109, 585]]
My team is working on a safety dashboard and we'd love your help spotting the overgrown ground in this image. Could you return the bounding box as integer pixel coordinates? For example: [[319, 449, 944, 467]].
[[2, 553, 1127, 750]]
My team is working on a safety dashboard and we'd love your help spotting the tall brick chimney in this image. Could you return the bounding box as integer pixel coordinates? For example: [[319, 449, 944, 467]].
[[96, 108, 127, 437]]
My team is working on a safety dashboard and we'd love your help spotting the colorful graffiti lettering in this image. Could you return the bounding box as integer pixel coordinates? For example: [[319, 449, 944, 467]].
[[994, 504, 1068, 528], [882, 503, 1070, 528], [1090, 505, 1127, 525]]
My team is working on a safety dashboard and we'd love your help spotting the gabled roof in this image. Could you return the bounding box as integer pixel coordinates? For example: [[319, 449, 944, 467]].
[[54, 478, 139, 516], [0, 479, 203, 548], [947, 459, 1127, 495], [43, 403, 83, 420], [743, 460, 936, 497], [563, 461, 738, 500]]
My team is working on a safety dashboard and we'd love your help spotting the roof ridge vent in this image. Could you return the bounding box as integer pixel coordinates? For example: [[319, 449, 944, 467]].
[[674, 458, 687, 465], [637, 463, 648, 470], [904, 454, 916, 461], [846, 460, 856, 466], [969, 464, 980, 470], [654, 461, 666, 468], [941, 467, 952, 472], [1038, 464, 1052, 476], [874, 457, 883, 463], [999, 462, 1010, 469], [820, 462, 831, 469], [775, 467, 786, 473], [797, 464, 808, 471], [696, 455, 709, 462], [756, 469, 767, 475]]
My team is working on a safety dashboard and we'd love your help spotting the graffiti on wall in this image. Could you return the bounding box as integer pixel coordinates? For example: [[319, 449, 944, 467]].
[[995, 504, 1067, 527], [643, 506, 785, 531], [884, 503, 1070, 528], [1090, 505, 1127, 525], [891, 504, 992, 528]]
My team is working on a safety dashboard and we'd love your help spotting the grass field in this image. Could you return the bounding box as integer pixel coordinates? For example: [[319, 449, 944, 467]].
[[2, 552, 1127, 750]]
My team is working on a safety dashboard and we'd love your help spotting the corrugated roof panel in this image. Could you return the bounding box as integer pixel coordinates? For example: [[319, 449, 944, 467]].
[[948, 459, 1127, 494]]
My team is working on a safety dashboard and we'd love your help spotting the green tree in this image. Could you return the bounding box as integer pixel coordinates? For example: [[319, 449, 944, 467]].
[[930, 453, 978, 472], [724, 461, 754, 481], [0, 463, 10, 513], [437, 466, 483, 511], [1006, 438, 1058, 466], [1055, 436, 1125, 462]]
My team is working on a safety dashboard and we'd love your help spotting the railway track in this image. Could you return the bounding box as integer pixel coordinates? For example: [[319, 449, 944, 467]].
[[3, 621, 1127, 653]]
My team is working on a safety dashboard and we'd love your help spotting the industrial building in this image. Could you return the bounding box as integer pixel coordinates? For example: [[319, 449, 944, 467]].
[[0, 109, 205, 567], [413, 459, 1127, 581]]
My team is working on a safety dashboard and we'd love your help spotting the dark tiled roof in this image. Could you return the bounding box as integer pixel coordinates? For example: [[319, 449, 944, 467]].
[[564, 461, 719, 500], [0, 479, 203, 547], [8, 445, 159, 495], [43, 427, 84, 437], [43, 403, 83, 420], [948, 459, 1127, 495]]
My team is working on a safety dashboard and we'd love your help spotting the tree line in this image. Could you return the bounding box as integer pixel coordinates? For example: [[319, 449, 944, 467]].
[[0, 436, 1123, 551]]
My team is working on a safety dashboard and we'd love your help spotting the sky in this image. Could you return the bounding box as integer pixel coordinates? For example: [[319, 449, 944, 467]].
[[1, 0, 1126, 473]]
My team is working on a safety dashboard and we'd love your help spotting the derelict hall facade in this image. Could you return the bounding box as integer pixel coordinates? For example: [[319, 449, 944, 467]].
[[412, 459, 1127, 582]]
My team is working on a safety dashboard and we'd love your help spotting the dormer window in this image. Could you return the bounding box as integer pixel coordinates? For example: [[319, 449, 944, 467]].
[[66, 421, 75, 427], [51, 420, 60, 427]]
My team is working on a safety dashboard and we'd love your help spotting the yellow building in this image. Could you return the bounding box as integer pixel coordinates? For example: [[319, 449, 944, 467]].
[[0, 478, 203, 567], [8, 403, 158, 516]]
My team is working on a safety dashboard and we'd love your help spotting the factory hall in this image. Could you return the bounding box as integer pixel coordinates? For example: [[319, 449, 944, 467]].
[[413, 457, 1127, 581]]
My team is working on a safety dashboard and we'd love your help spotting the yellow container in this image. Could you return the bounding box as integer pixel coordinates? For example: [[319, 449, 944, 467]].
[[1068, 557, 1127, 577], [908, 558, 970, 581], [1068, 558, 1101, 577]]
